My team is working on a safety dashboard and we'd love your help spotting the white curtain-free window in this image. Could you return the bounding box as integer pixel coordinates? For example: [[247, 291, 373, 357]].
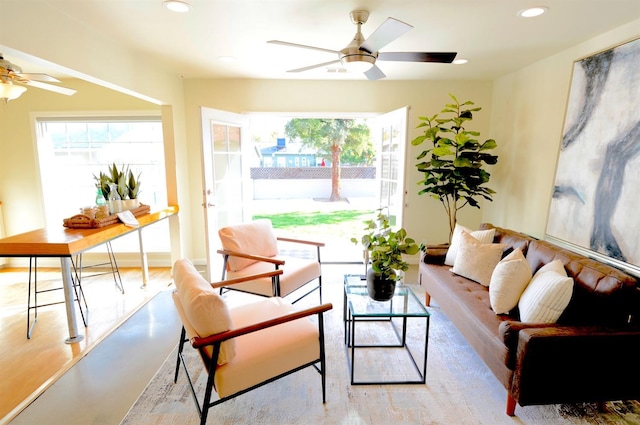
[[35, 114, 169, 252]]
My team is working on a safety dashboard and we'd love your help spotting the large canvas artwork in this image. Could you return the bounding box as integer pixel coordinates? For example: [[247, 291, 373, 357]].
[[546, 37, 640, 273]]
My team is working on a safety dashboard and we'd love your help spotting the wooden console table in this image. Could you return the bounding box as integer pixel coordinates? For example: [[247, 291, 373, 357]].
[[0, 206, 179, 343]]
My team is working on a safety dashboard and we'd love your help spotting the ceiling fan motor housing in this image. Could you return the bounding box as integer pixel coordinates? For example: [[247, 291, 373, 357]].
[[340, 11, 377, 69]]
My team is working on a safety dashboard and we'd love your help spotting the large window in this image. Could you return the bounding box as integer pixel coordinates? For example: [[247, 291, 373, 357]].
[[35, 114, 169, 252]]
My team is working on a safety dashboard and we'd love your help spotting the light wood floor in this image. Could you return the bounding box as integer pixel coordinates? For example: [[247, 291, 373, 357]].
[[0, 265, 172, 423]]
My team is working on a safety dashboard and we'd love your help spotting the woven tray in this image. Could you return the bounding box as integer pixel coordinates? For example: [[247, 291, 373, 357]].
[[63, 204, 151, 228]]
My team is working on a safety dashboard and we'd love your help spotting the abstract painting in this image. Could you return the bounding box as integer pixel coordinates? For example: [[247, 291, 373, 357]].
[[546, 37, 640, 273]]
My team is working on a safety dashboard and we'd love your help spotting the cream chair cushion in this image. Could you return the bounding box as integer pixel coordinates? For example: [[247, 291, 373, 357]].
[[172, 259, 236, 364], [218, 219, 279, 271], [214, 297, 320, 398], [225, 257, 321, 297]]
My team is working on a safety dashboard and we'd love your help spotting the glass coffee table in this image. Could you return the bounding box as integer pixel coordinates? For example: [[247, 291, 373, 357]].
[[343, 274, 430, 385]]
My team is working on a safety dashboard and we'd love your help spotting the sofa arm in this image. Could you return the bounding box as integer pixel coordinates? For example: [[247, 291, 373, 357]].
[[421, 244, 449, 265], [512, 325, 640, 406], [499, 321, 551, 367]]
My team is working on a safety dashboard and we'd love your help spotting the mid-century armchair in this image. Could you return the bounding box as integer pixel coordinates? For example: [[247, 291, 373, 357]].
[[217, 219, 324, 303], [171, 258, 333, 425]]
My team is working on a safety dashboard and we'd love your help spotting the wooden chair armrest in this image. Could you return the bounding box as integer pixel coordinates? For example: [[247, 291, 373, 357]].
[[216, 249, 285, 266], [191, 302, 334, 348], [277, 236, 325, 247], [209, 270, 283, 289]]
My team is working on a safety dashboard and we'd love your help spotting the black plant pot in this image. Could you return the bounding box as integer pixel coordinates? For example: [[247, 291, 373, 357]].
[[366, 268, 397, 301]]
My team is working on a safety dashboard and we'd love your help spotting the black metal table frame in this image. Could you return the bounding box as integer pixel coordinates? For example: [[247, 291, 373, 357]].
[[343, 278, 430, 385]]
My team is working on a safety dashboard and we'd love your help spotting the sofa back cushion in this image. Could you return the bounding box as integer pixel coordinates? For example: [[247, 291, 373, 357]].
[[480, 223, 533, 256], [526, 239, 639, 326]]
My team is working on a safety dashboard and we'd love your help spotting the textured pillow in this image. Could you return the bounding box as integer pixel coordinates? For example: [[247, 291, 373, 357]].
[[518, 259, 574, 323], [452, 231, 506, 286], [445, 224, 496, 266], [489, 248, 532, 314], [172, 259, 236, 364], [218, 219, 279, 271]]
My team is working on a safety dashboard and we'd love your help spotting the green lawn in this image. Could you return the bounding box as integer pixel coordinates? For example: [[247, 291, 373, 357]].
[[252, 209, 373, 239]]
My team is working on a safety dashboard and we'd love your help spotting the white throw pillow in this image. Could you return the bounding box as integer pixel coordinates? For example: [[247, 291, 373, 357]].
[[452, 231, 506, 286], [489, 248, 532, 314], [518, 259, 573, 323], [445, 224, 496, 266]]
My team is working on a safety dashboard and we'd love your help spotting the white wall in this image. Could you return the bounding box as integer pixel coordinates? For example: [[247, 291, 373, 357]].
[[252, 178, 376, 199]]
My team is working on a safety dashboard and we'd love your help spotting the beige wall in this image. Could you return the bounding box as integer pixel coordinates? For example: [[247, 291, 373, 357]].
[[0, 80, 158, 232], [183, 79, 494, 259], [1, 0, 637, 266], [485, 19, 640, 239], [1, 1, 191, 262]]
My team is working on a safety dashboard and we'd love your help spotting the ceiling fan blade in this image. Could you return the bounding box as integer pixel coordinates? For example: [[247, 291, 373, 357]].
[[25, 80, 77, 96], [287, 59, 341, 73], [378, 52, 458, 63], [268, 40, 340, 56], [364, 64, 386, 81], [15, 72, 61, 83], [360, 17, 412, 54]]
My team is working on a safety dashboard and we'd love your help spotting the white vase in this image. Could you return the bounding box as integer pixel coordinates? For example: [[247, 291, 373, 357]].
[[122, 199, 140, 211]]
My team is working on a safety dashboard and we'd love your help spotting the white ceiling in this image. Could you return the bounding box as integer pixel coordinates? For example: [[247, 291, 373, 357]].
[[3, 0, 640, 82]]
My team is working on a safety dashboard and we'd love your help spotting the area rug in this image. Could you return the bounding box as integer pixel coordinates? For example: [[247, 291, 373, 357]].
[[121, 280, 640, 425]]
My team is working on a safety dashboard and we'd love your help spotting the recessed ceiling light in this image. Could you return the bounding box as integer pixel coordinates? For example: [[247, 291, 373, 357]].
[[453, 58, 468, 65], [518, 6, 548, 18], [218, 56, 237, 63], [163, 1, 192, 13]]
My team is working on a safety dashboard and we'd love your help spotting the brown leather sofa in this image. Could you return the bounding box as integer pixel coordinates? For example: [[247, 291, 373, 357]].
[[418, 223, 640, 416]]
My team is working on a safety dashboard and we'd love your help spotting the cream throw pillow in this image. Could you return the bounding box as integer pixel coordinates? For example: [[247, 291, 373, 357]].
[[172, 259, 236, 365], [452, 231, 506, 286], [489, 248, 532, 314], [445, 224, 496, 266], [518, 259, 574, 323]]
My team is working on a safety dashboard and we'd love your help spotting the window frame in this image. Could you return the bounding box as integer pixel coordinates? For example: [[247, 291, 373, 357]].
[[31, 110, 169, 253]]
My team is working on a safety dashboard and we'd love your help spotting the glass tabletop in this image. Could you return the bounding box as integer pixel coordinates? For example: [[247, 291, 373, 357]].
[[344, 274, 430, 318]]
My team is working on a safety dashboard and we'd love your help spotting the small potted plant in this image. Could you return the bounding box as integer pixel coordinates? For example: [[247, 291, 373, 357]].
[[351, 209, 420, 301], [93, 163, 142, 214]]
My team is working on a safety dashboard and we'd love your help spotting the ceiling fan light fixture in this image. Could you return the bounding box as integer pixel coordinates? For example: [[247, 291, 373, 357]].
[[340, 54, 375, 73], [0, 82, 27, 102], [453, 58, 468, 65], [517, 6, 548, 18], [163, 0, 192, 13]]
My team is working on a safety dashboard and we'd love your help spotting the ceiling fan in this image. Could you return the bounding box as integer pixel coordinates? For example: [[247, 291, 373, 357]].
[[0, 54, 77, 101], [267, 10, 457, 80]]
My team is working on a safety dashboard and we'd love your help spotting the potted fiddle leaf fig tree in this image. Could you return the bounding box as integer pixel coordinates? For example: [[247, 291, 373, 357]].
[[351, 209, 420, 301], [412, 93, 498, 242]]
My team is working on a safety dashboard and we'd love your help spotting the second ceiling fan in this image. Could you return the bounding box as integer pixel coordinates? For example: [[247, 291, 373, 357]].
[[268, 10, 457, 80]]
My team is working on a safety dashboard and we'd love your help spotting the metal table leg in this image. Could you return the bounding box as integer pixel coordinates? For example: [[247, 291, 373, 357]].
[[60, 256, 84, 344]]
